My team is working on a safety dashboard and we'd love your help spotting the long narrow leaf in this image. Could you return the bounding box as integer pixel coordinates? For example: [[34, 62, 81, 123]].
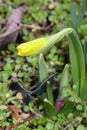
[[77, 1, 85, 27], [70, 4, 77, 30], [59, 64, 70, 97], [43, 98, 56, 119], [81, 77, 87, 100], [39, 53, 48, 83], [83, 41, 87, 74], [81, 41, 87, 100], [46, 81, 53, 105], [68, 30, 85, 96]]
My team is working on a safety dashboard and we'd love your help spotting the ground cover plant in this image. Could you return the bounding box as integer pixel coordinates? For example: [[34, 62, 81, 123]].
[[0, 0, 87, 130]]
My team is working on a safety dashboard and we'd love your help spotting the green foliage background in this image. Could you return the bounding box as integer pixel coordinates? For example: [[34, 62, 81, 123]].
[[0, 0, 87, 129]]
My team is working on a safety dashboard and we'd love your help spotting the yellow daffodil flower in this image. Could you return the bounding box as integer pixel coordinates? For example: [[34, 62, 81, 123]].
[[17, 38, 48, 56], [17, 28, 73, 56]]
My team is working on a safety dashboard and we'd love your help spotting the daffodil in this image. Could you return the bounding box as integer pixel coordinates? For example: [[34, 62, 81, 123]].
[[17, 38, 47, 56], [17, 28, 73, 56]]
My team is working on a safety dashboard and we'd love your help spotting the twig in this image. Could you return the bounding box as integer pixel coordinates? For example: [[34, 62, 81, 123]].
[[21, 23, 44, 30], [21, 23, 54, 31]]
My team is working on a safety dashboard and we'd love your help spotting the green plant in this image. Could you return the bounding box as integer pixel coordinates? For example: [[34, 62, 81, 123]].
[[16, 26, 87, 122]]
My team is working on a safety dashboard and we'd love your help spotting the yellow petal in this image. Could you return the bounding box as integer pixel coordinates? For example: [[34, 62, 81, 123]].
[[17, 38, 47, 56]]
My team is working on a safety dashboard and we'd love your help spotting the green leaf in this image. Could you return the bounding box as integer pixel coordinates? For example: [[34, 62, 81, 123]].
[[0, 105, 8, 110], [39, 54, 48, 83], [46, 123, 54, 130], [83, 41, 87, 74], [81, 77, 87, 100], [60, 98, 74, 115], [77, 1, 85, 28], [43, 99, 56, 119], [70, 2, 85, 30], [46, 81, 53, 105], [59, 64, 70, 97], [68, 30, 85, 96], [76, 104, 83, 111], [70, 4, 77, 30], [76, 125, 85, 130]]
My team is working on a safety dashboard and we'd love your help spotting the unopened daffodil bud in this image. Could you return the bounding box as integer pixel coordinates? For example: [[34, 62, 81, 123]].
[[17, 38, 47, 56], [17, 28, 73, 57]]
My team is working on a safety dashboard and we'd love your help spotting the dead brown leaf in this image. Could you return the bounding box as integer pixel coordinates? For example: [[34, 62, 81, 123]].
[[8, 105, 29, 119], [0, 6, 24, 50]]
